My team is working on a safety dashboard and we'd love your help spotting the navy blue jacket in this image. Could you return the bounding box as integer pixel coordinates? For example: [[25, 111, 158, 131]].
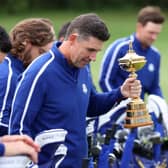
[[0, 53, 24, 133], [9, 42, 123, 168]]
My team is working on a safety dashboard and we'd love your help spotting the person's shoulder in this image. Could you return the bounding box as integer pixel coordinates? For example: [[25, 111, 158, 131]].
[[104, 37, 130, 59], [150, 46, 161, 57], [0, 57, 8, 66], [107, 36, 130, 51], [29, 51, 54, 69], [23, 51, 54, 79], [2, 54, 13, 63], [0, 56, 12, 78], [3, 53, 21, 66], [31, 41, 59, 67]]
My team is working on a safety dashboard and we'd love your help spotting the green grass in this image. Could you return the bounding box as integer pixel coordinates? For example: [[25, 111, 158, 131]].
[[1, 9, 168, 102]]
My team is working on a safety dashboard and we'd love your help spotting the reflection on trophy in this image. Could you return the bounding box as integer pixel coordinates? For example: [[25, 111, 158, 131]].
[[118, 41, 153, 128]]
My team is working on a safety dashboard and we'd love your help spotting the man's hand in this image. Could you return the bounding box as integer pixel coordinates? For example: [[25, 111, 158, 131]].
[[0, 135, 40, 163], [120, 77, 142, 98]]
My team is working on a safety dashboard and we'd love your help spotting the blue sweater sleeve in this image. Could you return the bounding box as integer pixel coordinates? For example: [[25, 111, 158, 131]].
[[87, 87, 123, 117], [0, 143, 5, 156], [9, 70, 46, 137]]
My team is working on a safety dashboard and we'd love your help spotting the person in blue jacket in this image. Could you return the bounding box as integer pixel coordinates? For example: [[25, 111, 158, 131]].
[[99, 6, 168, 131], [99, 6, 165, 98], [99, 6, 167, 167], [0, 25, 12, 63], [0, 18, 55, 136], [0, 135, 40, 163], [9, 13, 141, 168]]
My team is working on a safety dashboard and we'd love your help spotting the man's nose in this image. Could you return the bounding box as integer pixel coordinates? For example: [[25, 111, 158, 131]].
[[151, 34, 158, 41], [89, 52, 97, 61]]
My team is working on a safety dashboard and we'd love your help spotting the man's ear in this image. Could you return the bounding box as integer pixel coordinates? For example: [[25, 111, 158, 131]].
[[136, 22, 144, 30], [68, 33, 78, 43]]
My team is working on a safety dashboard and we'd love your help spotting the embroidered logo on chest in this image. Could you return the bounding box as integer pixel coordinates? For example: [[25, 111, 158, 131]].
[[82, 83, 88, 94], [148, 63, 155, 72]]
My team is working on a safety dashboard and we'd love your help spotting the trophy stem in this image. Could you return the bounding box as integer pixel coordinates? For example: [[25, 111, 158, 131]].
[[129, 72, 137, 79]]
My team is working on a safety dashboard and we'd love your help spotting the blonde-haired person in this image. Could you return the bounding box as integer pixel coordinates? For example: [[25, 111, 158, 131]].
[[0, 18, 56, 136], [10, 18, 55, 67]]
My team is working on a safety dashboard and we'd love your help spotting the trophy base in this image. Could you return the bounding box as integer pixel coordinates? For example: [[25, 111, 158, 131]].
[[124, 121, 153, 128], [124, 98, 153, 128]]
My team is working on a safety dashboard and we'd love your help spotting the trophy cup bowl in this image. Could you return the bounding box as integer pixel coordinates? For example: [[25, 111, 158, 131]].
[[119, 52, 146, 72], [118, 41, 153, 128]]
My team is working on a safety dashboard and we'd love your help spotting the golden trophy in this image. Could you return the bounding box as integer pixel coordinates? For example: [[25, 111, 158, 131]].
[[118, 41, 153, 128]]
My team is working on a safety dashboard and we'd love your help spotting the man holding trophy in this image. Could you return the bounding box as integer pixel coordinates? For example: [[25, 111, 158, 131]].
[[99, 5, 167, 167]]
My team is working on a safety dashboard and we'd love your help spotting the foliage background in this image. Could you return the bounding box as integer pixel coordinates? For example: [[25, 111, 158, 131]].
[[0, 2, 168, 102], [1, 0, 168, 13]]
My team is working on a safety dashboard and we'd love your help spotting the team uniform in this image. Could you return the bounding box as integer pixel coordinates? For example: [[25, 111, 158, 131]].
[[0, 53, 24, 136], [9, 42, 123, 168]]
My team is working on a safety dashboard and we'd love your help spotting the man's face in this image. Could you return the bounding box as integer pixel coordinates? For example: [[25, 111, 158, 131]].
[[137, 22, 163, 48], [68, 35, 103, 68]]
